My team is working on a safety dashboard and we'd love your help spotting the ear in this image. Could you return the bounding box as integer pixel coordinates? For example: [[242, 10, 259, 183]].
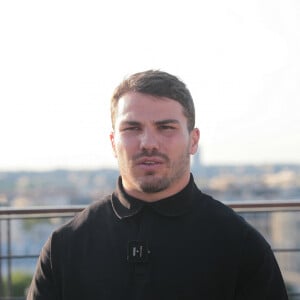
[[110, 131, 117, 158], [189, 128, 200, 155]]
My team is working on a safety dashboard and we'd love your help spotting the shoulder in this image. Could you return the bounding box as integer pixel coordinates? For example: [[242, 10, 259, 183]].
[[192, 188, 270, 248], [193, 189, 245, 226], [53, 195, 114, 239]]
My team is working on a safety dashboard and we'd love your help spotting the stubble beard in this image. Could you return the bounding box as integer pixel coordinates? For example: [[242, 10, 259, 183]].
[[136, 150, 191, 194]]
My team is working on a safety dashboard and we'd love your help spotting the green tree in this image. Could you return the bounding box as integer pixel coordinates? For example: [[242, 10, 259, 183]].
[[3, 272, 32, 297]]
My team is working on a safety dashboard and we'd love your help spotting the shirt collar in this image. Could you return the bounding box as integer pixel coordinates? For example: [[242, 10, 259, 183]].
[[111, 174, 197, 219]]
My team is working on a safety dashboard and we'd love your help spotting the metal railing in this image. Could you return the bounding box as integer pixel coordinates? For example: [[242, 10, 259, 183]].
[[1, 200, 300, 299]]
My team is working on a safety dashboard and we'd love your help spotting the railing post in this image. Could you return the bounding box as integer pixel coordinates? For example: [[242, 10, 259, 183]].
[[0, 220, 3, 297], [6, 218, 12, 298]]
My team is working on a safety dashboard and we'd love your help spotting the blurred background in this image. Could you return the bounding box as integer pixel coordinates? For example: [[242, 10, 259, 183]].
[[0, 0, 299, 171], [0, 0, 300, 298]]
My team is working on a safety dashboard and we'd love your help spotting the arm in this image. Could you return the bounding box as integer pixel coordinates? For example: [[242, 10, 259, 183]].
[[235, 226, 288, 300], [27, 236, 60, 300]]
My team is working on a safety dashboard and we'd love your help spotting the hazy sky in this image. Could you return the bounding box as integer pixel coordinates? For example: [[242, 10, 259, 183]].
[[0, 0, 299, 171]]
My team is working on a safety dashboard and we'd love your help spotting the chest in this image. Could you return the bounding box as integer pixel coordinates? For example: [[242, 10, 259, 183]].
[[60, 211, 241, 299]]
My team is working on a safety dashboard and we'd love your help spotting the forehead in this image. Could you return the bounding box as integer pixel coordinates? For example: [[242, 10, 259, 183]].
[[115, 92, 185, 122]]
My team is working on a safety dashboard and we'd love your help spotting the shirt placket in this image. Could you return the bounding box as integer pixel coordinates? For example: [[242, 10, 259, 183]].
[[128, 207, 153, 300]]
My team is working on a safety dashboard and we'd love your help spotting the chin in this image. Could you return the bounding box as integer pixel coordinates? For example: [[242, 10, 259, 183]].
[[138, 175, 170, 194]]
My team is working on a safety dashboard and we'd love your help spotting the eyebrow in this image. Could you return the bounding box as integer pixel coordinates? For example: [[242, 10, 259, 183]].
[[120, 119, 179, 126], [155, 119, 180, 126], [119, 120, 141, 127]]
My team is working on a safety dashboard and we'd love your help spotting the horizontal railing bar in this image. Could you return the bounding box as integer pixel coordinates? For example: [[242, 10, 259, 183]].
[[273, 248, 300, 253], [0, 205, 86, 215], [0, 213, 78, 221], [0, 200, 300, 216], [0, 298, 26, 300], [226, 200, 300, 212], [0, 254, 39, 259]]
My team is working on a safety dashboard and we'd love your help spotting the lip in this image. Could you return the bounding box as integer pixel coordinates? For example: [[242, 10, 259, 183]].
[[136, 157, 164, 164], [135, 157, 164, 169]]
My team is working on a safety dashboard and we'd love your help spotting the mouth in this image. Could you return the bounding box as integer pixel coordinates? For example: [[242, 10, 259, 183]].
[[136, 157, 164, 168], [143, 160, 161, 165], [138, 157, 163, 163]]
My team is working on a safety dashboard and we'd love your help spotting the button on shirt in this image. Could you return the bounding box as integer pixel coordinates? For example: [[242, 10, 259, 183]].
[[27, 175, 288, 300]]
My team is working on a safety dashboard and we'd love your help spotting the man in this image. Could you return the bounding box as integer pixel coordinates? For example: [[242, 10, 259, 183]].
[[27, 70, 288, 299]]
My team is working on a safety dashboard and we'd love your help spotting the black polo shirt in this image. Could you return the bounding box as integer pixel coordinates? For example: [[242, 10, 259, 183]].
[[27, 175, 288, 300]]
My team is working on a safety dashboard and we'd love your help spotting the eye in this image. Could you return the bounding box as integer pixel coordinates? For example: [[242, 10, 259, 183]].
[[159, 125, 175, 130], [122, 126, 140, 131]]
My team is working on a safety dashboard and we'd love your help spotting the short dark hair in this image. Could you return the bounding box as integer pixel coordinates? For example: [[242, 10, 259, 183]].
[[111, 70, 195, 131]]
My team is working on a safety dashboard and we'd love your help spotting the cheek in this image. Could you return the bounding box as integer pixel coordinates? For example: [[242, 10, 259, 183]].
[[115, 137, 137, 156]]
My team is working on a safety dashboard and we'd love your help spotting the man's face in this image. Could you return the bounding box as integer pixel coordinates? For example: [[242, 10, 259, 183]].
[[110, 92, 199, 201]]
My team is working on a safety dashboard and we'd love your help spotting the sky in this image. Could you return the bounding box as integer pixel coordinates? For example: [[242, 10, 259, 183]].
[[0, 0, 299, 171]]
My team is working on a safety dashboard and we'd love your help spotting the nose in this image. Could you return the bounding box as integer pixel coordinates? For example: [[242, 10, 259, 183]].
[[140, 128, 159, 152]]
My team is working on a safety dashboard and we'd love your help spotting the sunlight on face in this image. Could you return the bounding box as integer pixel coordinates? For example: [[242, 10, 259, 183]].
[[110, 92, 199, 201]]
